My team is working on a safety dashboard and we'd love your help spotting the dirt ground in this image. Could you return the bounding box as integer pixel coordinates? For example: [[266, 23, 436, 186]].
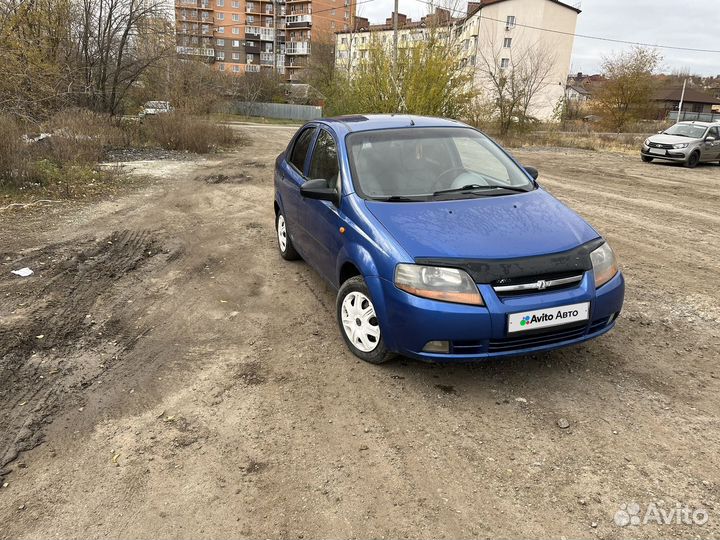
[[1, 124, 719, 539]]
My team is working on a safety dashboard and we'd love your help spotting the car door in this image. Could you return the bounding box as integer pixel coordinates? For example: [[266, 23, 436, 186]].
[[301, 128, 344, 284], [704, 126, 720, 160], [278, 125, 318, 254]]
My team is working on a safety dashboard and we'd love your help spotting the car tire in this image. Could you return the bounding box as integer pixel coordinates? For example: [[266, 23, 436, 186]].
[[641, 155, 653, 163], [336, 276, 394, 364], [276, 211, 300, 261], [685, 151, 700, 168]]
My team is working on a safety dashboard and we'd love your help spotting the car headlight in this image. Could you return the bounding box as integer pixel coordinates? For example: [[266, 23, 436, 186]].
[[394, 264, 484, 306], [644, 139, 651, 147], [673, 143, 689, 149], [590, 243, 618, 289]]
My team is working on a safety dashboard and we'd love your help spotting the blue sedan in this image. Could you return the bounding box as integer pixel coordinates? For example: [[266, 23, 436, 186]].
[[273, 115, 624, 364]]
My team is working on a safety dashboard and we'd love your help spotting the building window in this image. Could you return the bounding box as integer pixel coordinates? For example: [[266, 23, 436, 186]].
[[216, 51, 225, 60], [232, 52, 240, 59], [216, 12, 224, 19], [247, 15, 254, 23], [216, 0, 223, 5], [503, 37, 512, 48], [232, 27, 239, 34], [247, 53, 255, 62], [331, 21, 335, 28], [341, 37, 347, 45], [232, 13, 239, 21], [232, 65, 240, 72], [500, 58, 510, 68], [233, 39, 240, 46], [331, 8, 335, 15], [217, 26, 225, 32], [246, 40, 253, 46], [218, 63, 225, 70], [506, 15, 516, 29], [216, 38, 225, 45], [231, 0, 239, 5]]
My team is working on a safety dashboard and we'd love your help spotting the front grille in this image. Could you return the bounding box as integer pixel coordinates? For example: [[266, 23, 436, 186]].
[[492, 271, 583, 296], [649, 142, 673, 149]]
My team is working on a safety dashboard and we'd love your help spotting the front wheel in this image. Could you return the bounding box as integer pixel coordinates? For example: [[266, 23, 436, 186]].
[[276, 211, 300, 260], [685, 151, 700, 168], [336, 276, 394, 364], [641, 155, 653, 163]]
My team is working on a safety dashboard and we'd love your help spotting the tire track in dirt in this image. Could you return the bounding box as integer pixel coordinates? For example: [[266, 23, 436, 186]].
[[0, 230, 163, 470]]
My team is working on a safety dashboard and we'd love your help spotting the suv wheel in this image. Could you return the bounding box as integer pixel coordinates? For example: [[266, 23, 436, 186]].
[[337, 276, 393, 364], [641, 155, 653, 163], [276, 211, 300, 260], [685, 151, 701, 168]]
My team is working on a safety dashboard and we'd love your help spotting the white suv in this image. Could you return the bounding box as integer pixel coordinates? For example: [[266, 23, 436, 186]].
[[641, 121, 720, 168]]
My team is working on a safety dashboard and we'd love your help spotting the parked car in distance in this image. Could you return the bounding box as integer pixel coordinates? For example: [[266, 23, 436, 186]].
[[641, 121, 720, 168], [139, 101, 173, 118], [274, 115, 625, 364]]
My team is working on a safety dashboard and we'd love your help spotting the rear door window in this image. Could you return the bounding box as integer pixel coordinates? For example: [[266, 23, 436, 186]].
[[289, 127, 317, 173]]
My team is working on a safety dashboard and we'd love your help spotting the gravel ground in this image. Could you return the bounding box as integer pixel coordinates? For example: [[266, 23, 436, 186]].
[[1, 125, 719, 539]]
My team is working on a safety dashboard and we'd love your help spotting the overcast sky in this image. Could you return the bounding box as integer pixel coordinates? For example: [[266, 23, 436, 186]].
[[358, 0, 720, 76]]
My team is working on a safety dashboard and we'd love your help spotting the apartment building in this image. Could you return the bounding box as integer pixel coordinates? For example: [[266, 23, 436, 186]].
[[175, 0, 354, 80], [335, 0, 581, 120]]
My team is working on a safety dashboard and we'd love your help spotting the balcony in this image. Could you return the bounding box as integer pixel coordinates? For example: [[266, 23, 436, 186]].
[[285, 41, 309, 54], [245, 25, 261, 39], [176, 46, 215, 57], [260, 52, 274, 65], [259, 27, 275, 40], [285, 14, 311, 28], [178, 13, 214, 23], [246, 64, 261, 72], [245, 44, 260, 53]]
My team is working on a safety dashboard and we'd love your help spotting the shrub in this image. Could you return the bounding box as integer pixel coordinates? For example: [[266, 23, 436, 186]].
[[0, 115, 29, 188], [125, 113, 238, 153], [44, 109, 123, 164]]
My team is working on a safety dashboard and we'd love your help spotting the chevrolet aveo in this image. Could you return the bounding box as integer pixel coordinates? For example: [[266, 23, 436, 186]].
[[273, 115, 625, 364]]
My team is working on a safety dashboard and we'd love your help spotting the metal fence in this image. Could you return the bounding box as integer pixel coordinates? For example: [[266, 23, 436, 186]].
[[668, 111, 720, 123], [230, 101, 322, 121]]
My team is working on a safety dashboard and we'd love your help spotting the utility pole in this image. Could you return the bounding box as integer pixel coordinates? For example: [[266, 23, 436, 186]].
[[392, 0, 398, 71], [677, 78, 687, 124]]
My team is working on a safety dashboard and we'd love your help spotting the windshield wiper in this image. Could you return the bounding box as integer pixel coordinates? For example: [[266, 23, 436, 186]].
[[374, 195, 422, 202], [433, 184, 530, 196]]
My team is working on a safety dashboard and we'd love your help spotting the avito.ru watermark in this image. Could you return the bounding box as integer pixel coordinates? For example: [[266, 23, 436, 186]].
[[614, 502, 709, 527]]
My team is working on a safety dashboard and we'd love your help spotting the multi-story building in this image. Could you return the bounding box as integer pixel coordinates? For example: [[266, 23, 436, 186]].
[[175, 0, 354, 80], [335, 0, 581, 120]]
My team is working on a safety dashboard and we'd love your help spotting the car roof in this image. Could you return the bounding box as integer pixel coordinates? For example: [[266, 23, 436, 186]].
[[677, 121, 717, 127], [316, 114, 468, 134]]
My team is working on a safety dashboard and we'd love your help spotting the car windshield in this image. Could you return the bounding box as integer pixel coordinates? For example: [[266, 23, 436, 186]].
[[346, 127, 534, 200], [663, 124, 707, 138]]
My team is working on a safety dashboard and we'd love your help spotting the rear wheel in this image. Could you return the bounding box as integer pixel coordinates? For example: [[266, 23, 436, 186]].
[[641, 155, 653, 163], [276, 211, 300, 260], [685, 151, 700, 168], [336, 276, 394, 364]]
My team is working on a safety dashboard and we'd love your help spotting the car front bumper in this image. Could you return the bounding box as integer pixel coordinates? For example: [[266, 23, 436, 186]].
[[372, 271, 625, 361], [641, 145, 689, 162]]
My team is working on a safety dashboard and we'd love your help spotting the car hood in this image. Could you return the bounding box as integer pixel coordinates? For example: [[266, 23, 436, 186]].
[[364, 189, 599, 260], [649, 134, 699, 144]]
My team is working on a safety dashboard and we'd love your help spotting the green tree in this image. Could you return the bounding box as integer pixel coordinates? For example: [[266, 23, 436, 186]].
[[335, 32, 476, 118]]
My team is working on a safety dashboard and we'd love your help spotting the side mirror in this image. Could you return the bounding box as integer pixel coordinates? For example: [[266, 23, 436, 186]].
[[301, 178, 338, 205], [524, 166, 539, 180], [706, 137, 716, 143], [658, 130, 663, 134]]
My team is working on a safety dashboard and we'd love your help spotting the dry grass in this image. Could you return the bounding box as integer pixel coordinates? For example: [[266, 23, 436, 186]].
[[495, 131, 645, 154], [122, 113, 240, 153]]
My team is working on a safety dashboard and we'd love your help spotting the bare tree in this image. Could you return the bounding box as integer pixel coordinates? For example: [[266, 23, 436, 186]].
[[475, 36, 556, 134], [74, 0, 175, 115]]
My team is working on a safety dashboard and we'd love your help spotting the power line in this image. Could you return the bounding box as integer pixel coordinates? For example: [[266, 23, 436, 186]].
[[410, 0, 720, 54]]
